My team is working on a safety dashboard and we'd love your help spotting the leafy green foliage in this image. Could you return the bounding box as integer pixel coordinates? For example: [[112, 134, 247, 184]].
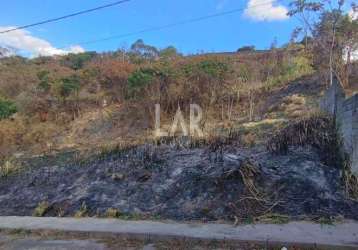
[[0, 98, 17, 120], [265, 51, 313, 90], [183, 59, 229, 80], [286, 55, 313, 76], [159, 46, 181, 59], [130, 39, 159, 62], [37, 70, 51, 92], [55, 75, 81, 100], [61, 52, 96, 70], [237, 46, 256, 52], [288, 0, 357, 86], [198, 60, 229, 79], [127, 68, 155, 96], [0, 39, 317, 160]]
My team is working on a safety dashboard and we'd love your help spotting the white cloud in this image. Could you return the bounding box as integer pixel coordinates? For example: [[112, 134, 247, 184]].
[[0, 47, 15, 58], [349, 8, 357, 20], [0, 27, 85, 57], [343, 48, 358, 62], [344, 8, 358, 62], [68, 45, 85, 54], [244, 0, 288, 21]]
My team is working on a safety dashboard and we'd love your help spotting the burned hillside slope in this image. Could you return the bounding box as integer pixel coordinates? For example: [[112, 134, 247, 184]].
[[0, 141, 357, 222]]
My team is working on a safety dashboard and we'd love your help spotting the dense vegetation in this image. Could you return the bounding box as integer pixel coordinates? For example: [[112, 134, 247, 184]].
[[0, 41, 314, 159], [0, 98, 17, 120], [0, 5, 356, 161]]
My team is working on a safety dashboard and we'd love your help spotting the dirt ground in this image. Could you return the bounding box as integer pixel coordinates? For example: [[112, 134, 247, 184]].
[[1, 143, 358, 222]]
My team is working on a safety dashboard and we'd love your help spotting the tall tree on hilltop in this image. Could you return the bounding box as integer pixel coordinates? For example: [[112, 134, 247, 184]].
[[288, 0, 357, 87], [130, 39, 159, 61]]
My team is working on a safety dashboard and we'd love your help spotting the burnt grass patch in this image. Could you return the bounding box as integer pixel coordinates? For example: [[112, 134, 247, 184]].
[[0, 118, 358, 222]]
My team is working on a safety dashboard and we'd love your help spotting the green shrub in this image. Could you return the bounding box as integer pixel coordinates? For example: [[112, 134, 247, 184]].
[[183, 59, 229, 80], [54, 75, 81, 100], [159, 46, 180, 59], [127, 68, 155, 96], [0, 98, 17, 120], [198, 60, 229, 79], [237, 45, 256, 52], [37, 70, 51, 92], [282, 55, 313, 80], [61, 52, 96, 70], [38, 81, 51, 92], [60, 80, 80, 97]]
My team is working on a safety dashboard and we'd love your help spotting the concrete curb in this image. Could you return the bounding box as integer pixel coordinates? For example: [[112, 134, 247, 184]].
[[0, 217, 358, 248]]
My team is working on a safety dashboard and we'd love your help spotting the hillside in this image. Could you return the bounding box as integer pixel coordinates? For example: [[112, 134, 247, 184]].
[[0, 43, 358, 223], [0, 45, 317, 158]]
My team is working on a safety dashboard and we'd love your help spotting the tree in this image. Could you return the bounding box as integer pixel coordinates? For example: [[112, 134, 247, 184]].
[[37, 70, 51, 92], [316, 10, 357, 85], [115, 44, 129, 62], [270, 37, 278, 50], [129, 39, 159, 61], [340, 13, 358, 82], [61, 52, 97, 70], [54, 75, 80, 102], [288, 0, 357, 86], [180, 58, 230, 108], [127, 68, 155, 97], [0, 98, 17, 120], [159, 46, 181, 59], [88, 58, 134, 101], [237, 46, 256, 52]]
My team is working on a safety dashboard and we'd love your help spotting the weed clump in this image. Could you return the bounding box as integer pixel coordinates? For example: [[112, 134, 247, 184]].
[[267, 113, 358, 199], [343, 163, 358, 200], [267, 113, 346, 168], [0, 159, 22, 178], [229, 160, 283, 224], [33, 201, 50, 217], [74, 202, 88, 218], [105, 208, 121, 218]]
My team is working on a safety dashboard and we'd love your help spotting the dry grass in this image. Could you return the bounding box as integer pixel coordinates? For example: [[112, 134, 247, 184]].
[[229, 160, 283, 224], [151, 127, 242, 150], [0, 118, 26, 159], [105, 208, 121, 218], [342, 163, 358, 200], [0, 158, 22, 178], [33, 201, 50, 217], [267, 113, 346, 167], [74, 202, 88, 218], [267, 113, 358, 200], [256, 213, 290, 224]]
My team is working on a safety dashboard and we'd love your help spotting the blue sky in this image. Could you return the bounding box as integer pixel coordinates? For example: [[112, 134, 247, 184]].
[[0, 0, 352, 57]]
